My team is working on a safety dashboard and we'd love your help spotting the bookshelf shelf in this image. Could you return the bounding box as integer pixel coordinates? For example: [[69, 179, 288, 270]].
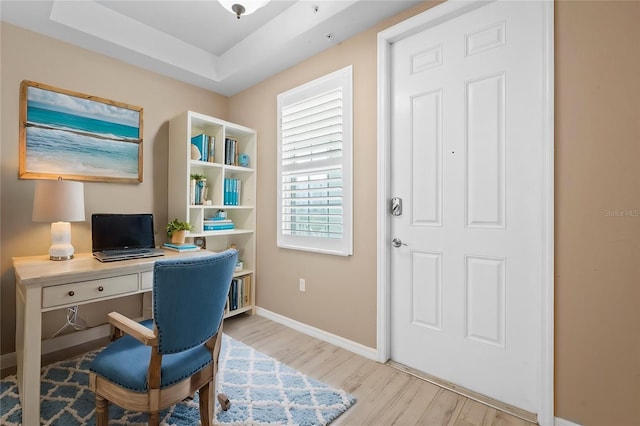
[[233, 268, 254, 277], [224, 304, 252, 318], [190, 160, 224, 168], [225, 164, 255, 174], [187, 229, 254, 238], [216, 205, 254, 210], [188, 205, 255, 210], [169, 111, 257, 319]]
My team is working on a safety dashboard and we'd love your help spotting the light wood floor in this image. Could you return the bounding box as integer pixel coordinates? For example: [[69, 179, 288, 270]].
[[223, 314, 537, 426], [2, 313, 538, 425]]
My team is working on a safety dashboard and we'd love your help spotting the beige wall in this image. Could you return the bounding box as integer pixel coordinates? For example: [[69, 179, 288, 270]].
[[555, 1, 640, 425], [0, 22, 228, 352], [229, 1, 640, 425], [227, 1, 438, 350], [2, 1, 639, 425]]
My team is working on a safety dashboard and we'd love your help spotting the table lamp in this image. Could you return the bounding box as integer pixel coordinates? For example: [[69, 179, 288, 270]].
[[32, 178, 85, 261]]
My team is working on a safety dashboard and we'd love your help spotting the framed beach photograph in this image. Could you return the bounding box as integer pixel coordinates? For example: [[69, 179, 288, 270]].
[[19, 80, 143, 183]]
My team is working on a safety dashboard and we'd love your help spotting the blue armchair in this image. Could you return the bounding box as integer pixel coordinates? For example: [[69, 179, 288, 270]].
[[89, 250, 237, 425]]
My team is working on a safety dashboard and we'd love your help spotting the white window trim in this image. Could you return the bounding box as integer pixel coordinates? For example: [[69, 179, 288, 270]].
[[276, 65, 353, 256]]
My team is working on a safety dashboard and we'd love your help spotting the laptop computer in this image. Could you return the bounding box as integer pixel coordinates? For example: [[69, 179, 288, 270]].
[[92, 213, 165, 262]]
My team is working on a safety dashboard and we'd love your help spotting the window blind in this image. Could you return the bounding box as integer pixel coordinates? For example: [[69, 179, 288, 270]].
[[281, 89, 344, 239], [277, 66, 352, 256]]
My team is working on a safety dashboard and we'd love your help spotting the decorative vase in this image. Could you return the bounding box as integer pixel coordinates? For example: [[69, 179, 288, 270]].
[[191, 144, 201, 160], [170, 230, 186, 244]]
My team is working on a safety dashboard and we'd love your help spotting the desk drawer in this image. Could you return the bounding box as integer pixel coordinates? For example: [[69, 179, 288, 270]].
[[42, 274, 138, 308]]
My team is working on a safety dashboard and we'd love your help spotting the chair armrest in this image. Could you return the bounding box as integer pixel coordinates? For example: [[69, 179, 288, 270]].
[[108, 312, 158, 346]]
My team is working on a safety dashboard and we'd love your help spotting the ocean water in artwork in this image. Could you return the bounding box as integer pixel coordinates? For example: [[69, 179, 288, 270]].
[[25, 92, 141, 179]]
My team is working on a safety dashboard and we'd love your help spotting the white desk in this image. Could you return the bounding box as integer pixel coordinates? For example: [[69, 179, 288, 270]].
[[12, 250, 211, 426]]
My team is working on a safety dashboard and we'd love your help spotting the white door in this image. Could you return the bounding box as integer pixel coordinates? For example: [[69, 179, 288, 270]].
[[390, 1, 544, 412]]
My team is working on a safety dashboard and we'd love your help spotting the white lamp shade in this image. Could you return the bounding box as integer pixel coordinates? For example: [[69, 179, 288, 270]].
[[219, 0, 270, 17], [32, 180, 85, 222]]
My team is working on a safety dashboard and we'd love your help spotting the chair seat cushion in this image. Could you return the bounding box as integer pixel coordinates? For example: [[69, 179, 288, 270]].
[[90, 320, 213, 392]]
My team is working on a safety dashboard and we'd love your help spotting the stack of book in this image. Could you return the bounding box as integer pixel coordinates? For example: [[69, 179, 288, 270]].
[[204, 217, 235, 231], [192, 134, 215, 162], [228, 275, 251, 312], [224, 138, 238, 165], [162, 243, 200, 252], [224, 178, 241, 205]]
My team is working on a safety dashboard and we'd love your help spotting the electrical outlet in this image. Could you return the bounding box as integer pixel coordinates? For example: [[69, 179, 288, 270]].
[[299, 278, 305, 292]]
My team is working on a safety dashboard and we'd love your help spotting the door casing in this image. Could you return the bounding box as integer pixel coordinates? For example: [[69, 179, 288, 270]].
[[376, 1, 554, 425]]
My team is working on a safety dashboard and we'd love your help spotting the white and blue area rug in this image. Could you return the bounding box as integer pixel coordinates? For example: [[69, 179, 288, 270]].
[[0, 335, 356, 425]]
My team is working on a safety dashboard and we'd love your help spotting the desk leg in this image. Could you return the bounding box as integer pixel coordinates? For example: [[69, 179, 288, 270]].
[[142, 292, 153, 320], [16, 280, 42, 426]]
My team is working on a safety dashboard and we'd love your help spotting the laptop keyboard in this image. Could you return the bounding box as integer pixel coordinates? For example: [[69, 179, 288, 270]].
[[102, 248, 152, 257]]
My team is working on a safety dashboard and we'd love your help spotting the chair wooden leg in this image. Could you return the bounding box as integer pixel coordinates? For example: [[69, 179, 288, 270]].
[[148, 411, 160, 426], [199, 382, 214, 426], [95, 394, 109, 426], [217, 393, 231, 411]]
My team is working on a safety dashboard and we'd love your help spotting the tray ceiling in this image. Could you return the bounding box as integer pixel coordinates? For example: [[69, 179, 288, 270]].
[[1, 0, 422, 96]]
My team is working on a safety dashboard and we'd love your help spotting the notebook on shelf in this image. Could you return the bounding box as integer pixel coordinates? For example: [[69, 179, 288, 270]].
[[92, 213, 165, 262]]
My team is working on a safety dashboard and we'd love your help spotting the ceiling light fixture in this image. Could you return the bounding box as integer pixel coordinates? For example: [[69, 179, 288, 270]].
[[219, 0, 270, 19]]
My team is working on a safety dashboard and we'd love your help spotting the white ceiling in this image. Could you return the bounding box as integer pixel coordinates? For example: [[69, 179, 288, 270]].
[[1, 0, 422, 96]]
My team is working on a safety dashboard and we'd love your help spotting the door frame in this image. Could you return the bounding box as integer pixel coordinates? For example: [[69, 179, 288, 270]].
[[375, 1, 555, 424]]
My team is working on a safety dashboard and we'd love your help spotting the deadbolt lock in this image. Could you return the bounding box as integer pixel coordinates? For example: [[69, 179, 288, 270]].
[[391, 197, 403, 216]]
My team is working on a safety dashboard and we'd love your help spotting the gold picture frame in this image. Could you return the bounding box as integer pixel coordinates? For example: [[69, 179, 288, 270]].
[[19, 80, 143, 183]]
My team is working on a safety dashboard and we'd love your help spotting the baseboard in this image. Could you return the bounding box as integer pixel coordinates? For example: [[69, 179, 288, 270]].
[[555, 417, 582, 426], [255, 307, 378, 361], [0, 351, 17, 370], [1, 320, 139, 370], [3, 310, 379, 368], [41, 323, 112, 356]]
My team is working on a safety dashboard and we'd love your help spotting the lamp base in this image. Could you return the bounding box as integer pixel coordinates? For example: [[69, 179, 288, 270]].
[[49, 221, 75, 261], [50, 254, 74, 261]]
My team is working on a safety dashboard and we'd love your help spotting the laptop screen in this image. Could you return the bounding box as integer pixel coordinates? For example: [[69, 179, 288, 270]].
[[92, 213, 156, 252]]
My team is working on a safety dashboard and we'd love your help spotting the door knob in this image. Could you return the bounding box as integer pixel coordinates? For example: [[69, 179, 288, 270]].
[[392, 238, 407, 248]]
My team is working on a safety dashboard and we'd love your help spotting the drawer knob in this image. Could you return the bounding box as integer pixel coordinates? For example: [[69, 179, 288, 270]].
[[68, 291, 75, 297], [98, 286, 104, 292]]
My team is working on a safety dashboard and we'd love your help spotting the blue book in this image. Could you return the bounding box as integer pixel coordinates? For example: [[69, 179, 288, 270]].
[[225, 178, 233, 206], [213, 224, 235, 229], [162, 243, 200, 252], [204, 224, 235, 231], [231, 178, 237, 205], [163, 243, 197, 249], [232, 279, 238, 310]]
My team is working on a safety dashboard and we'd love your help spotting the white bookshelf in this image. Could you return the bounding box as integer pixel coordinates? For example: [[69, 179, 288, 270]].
[[168, 111, 256, 318]]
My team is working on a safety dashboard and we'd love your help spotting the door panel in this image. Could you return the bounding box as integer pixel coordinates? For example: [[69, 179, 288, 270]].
[[390, 1, 544, 412], [411, 250, 442, 330], [465, 72, 505, 228], [411, 90, 442, 226]]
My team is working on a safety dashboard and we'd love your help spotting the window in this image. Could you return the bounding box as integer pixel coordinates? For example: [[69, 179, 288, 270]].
[[277, 66, 353, 256]]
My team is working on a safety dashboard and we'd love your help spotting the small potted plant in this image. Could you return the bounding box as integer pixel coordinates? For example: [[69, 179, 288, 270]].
[[166, 219, 193, 244]]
